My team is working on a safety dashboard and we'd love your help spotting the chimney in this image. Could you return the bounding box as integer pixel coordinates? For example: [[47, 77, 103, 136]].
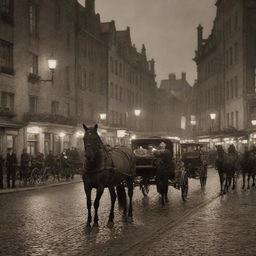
[[169, 73, 176, 81], [141, 44, 146, 58], [181, 72, 186, 81], [197, 24, 203, 51], [149, 59, 155, 73], [86, 0, 95, 13]]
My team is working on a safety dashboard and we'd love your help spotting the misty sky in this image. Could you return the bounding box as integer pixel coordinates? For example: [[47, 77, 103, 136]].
[[78, 0, 216, 85]]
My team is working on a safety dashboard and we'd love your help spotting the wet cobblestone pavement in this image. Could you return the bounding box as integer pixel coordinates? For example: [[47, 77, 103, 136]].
[[0, 169, 255, 256]]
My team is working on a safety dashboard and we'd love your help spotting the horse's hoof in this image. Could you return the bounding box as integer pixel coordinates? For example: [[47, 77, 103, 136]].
[[232, 186, 235, 190], [107, 221, 114, 228], [93, 222, 99, 228], [252, 183, 255, 187], [242, 186, 245, 190]]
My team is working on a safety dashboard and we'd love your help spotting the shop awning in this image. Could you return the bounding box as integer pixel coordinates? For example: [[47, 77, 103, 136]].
[[0, 119, 27, 129]]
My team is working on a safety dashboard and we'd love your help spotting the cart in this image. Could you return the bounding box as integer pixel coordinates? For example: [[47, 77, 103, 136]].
[[181, 143, 208, 189], [131, 138, 189, 201]]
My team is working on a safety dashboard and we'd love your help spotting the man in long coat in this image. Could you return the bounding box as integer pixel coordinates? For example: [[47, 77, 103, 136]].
[[6, 148, 17, 188]]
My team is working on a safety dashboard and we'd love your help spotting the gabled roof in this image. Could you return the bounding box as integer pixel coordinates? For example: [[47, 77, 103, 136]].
[[116, 28, 131, 46]]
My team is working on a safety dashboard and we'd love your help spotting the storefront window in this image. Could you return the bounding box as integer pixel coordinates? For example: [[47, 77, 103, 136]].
[[27, 133, 38, 155], [63, 135, 71, 150], [44, 133, 51, 155], [54, 135, 61, 155], [6, 135, 13, 149]]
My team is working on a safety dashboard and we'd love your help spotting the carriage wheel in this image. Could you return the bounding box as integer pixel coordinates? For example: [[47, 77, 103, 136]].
[[140, 179, 150, 196], [30, 168, 41, 185], [181, 171, 189, 201]]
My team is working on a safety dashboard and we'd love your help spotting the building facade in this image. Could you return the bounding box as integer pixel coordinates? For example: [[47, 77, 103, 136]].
[[101, 21, 157, 145], [193, 0, 256, 149]]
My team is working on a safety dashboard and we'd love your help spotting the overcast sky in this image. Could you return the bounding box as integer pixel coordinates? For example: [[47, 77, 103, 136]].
[[78, 0, 216, 85]]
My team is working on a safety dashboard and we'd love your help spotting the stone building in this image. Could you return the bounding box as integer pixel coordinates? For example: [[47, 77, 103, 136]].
[[193, 0, 256, 149], [101, 20, 157, 145], [159, 73, 192, 138]]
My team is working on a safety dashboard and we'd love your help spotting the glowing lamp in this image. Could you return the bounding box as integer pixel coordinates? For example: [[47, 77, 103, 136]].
[[134, 109, 141, 117], [48, 59, 57, 70], [210, 113, 216, 120]]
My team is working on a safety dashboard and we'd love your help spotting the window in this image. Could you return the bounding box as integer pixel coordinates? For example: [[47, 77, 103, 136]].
[[51, 101, 59, 115], [235, 76, 238, 97], [65, 66, 70, 90], [119, 87, 122, 101], [226, 113, 230, 127], [29, 4, 38, 37], [231, 112, 234, 127], [29, 53, 38, 75], [100, 78, 105, 95], [29, 96, 38, 113], [110, 110, 114, 124], [230, 47, 233, 66], [110, 82, 113, 98], [115, 60, 118, 75], [1, 92, 14, 110], [83, 69, 87, 89], [235, 111, 238, 128], [226, 50, 229, 68], [110, 57, 114, 72], [254, 67, 256, 93], [1, 0, 13, 23], [0, 40, 13, 72], [119, 63, 122, 77], [230, 79, 234, 99], [234, 43, 238, 64], [115, 84, 118, 100], [226, 81, 230, 100]]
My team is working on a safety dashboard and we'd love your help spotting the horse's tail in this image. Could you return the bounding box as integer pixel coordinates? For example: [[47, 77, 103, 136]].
[[116, 185, 127, 209]]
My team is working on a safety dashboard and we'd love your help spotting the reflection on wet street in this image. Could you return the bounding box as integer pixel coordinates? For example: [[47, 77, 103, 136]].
[[0, 169, 255, 256]]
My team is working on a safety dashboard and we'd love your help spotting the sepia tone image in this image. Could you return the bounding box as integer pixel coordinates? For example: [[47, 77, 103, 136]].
[[0, 0, 255, 255]]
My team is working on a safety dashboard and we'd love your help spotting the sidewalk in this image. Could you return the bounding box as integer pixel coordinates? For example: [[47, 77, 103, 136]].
[[0, 175, 83, 195]]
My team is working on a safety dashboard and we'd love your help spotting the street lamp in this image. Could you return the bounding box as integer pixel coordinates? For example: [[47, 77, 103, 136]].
[[134, 109, 141, 131], [100, 113, 107, 121], [40, 57, 57, 83], [190, 120, 196, 139], [210, 113, 216, 132], [251, 120, 256, 126]]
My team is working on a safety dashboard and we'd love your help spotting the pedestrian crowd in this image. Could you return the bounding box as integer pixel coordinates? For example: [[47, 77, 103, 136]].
[[0, 147, 83, 190]]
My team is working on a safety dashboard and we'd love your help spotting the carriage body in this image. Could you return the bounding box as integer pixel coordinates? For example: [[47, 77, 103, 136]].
[[131, 138, 188, 200], [131, 138, 180, 178], [181, 143, 208, 188]]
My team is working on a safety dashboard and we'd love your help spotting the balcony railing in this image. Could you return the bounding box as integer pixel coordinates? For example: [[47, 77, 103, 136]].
[[0, 107, 15, 118], [23, 113, 78, 126], [28, 73, 40, 83]]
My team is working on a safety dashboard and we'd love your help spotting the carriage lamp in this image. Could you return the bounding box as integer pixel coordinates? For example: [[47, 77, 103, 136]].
[[100, 113, 107, 121], [210, 113, 216, 120], [40, 57, 57, 83], [251, 120, 256, 126], [134, 109, 141, 117]]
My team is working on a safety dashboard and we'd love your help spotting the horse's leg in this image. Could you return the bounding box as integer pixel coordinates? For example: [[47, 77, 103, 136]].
[[242, 171, 245, 189], [108, 186, 116, 225], [218, 171, 224, 195], [84, 184, 92, 227], [232, 171, 236, 190], [127, 178, 134, 218], [165, 181, 169, 203], [252, 173, 255, 187], [93, 186, 105, 227], [247, 173, 251, 190]]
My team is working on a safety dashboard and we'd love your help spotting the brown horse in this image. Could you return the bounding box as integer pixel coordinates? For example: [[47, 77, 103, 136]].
[[215, 145, 238, 194], [82, 124, 135, 228]]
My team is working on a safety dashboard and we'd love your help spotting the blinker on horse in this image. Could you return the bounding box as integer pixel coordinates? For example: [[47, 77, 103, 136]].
[[82, 124, 136, 228]]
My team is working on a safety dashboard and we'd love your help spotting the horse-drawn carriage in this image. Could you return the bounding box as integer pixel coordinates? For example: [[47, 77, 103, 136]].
[[131, 138, 189, 202], [181, 143, 208, 189]]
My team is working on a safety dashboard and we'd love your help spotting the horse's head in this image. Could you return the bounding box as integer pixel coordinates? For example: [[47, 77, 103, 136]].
[[83, 124, 101, 164]]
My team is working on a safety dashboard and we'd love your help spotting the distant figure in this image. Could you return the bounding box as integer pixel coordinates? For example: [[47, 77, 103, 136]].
[[20, 149, 30, 185], [6, 148, 17, 188], [0, 154, 4, 189]]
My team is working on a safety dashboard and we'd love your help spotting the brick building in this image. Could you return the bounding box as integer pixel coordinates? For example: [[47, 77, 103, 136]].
[[193, 0, 256, 149]]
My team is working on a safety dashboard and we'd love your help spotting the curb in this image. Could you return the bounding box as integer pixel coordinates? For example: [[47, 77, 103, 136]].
[[0, 179, 83, 195]]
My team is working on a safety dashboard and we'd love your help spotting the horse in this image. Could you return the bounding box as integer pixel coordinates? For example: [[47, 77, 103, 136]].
[[215, 145, 238, 194], [240, 149, 256, 189], [82, 124, 136, 228]]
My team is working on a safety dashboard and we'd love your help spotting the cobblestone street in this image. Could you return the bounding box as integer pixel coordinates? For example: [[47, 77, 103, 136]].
[[0, 169, 255, 256]]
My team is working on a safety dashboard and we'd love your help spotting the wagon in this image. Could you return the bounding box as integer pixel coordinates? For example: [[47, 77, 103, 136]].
[[181, 143, 208, 188], [131, 138, 189, 201]]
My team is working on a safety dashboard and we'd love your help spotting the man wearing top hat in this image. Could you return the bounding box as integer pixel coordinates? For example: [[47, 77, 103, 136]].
[[6, 148, 17, 188]]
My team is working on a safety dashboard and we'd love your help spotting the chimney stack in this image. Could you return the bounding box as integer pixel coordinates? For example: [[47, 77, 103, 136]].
[[181, 72, 186, 81], [149, 59, 155, 73], [169, 73, 176, 81], [197, 24, 203, 51]]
